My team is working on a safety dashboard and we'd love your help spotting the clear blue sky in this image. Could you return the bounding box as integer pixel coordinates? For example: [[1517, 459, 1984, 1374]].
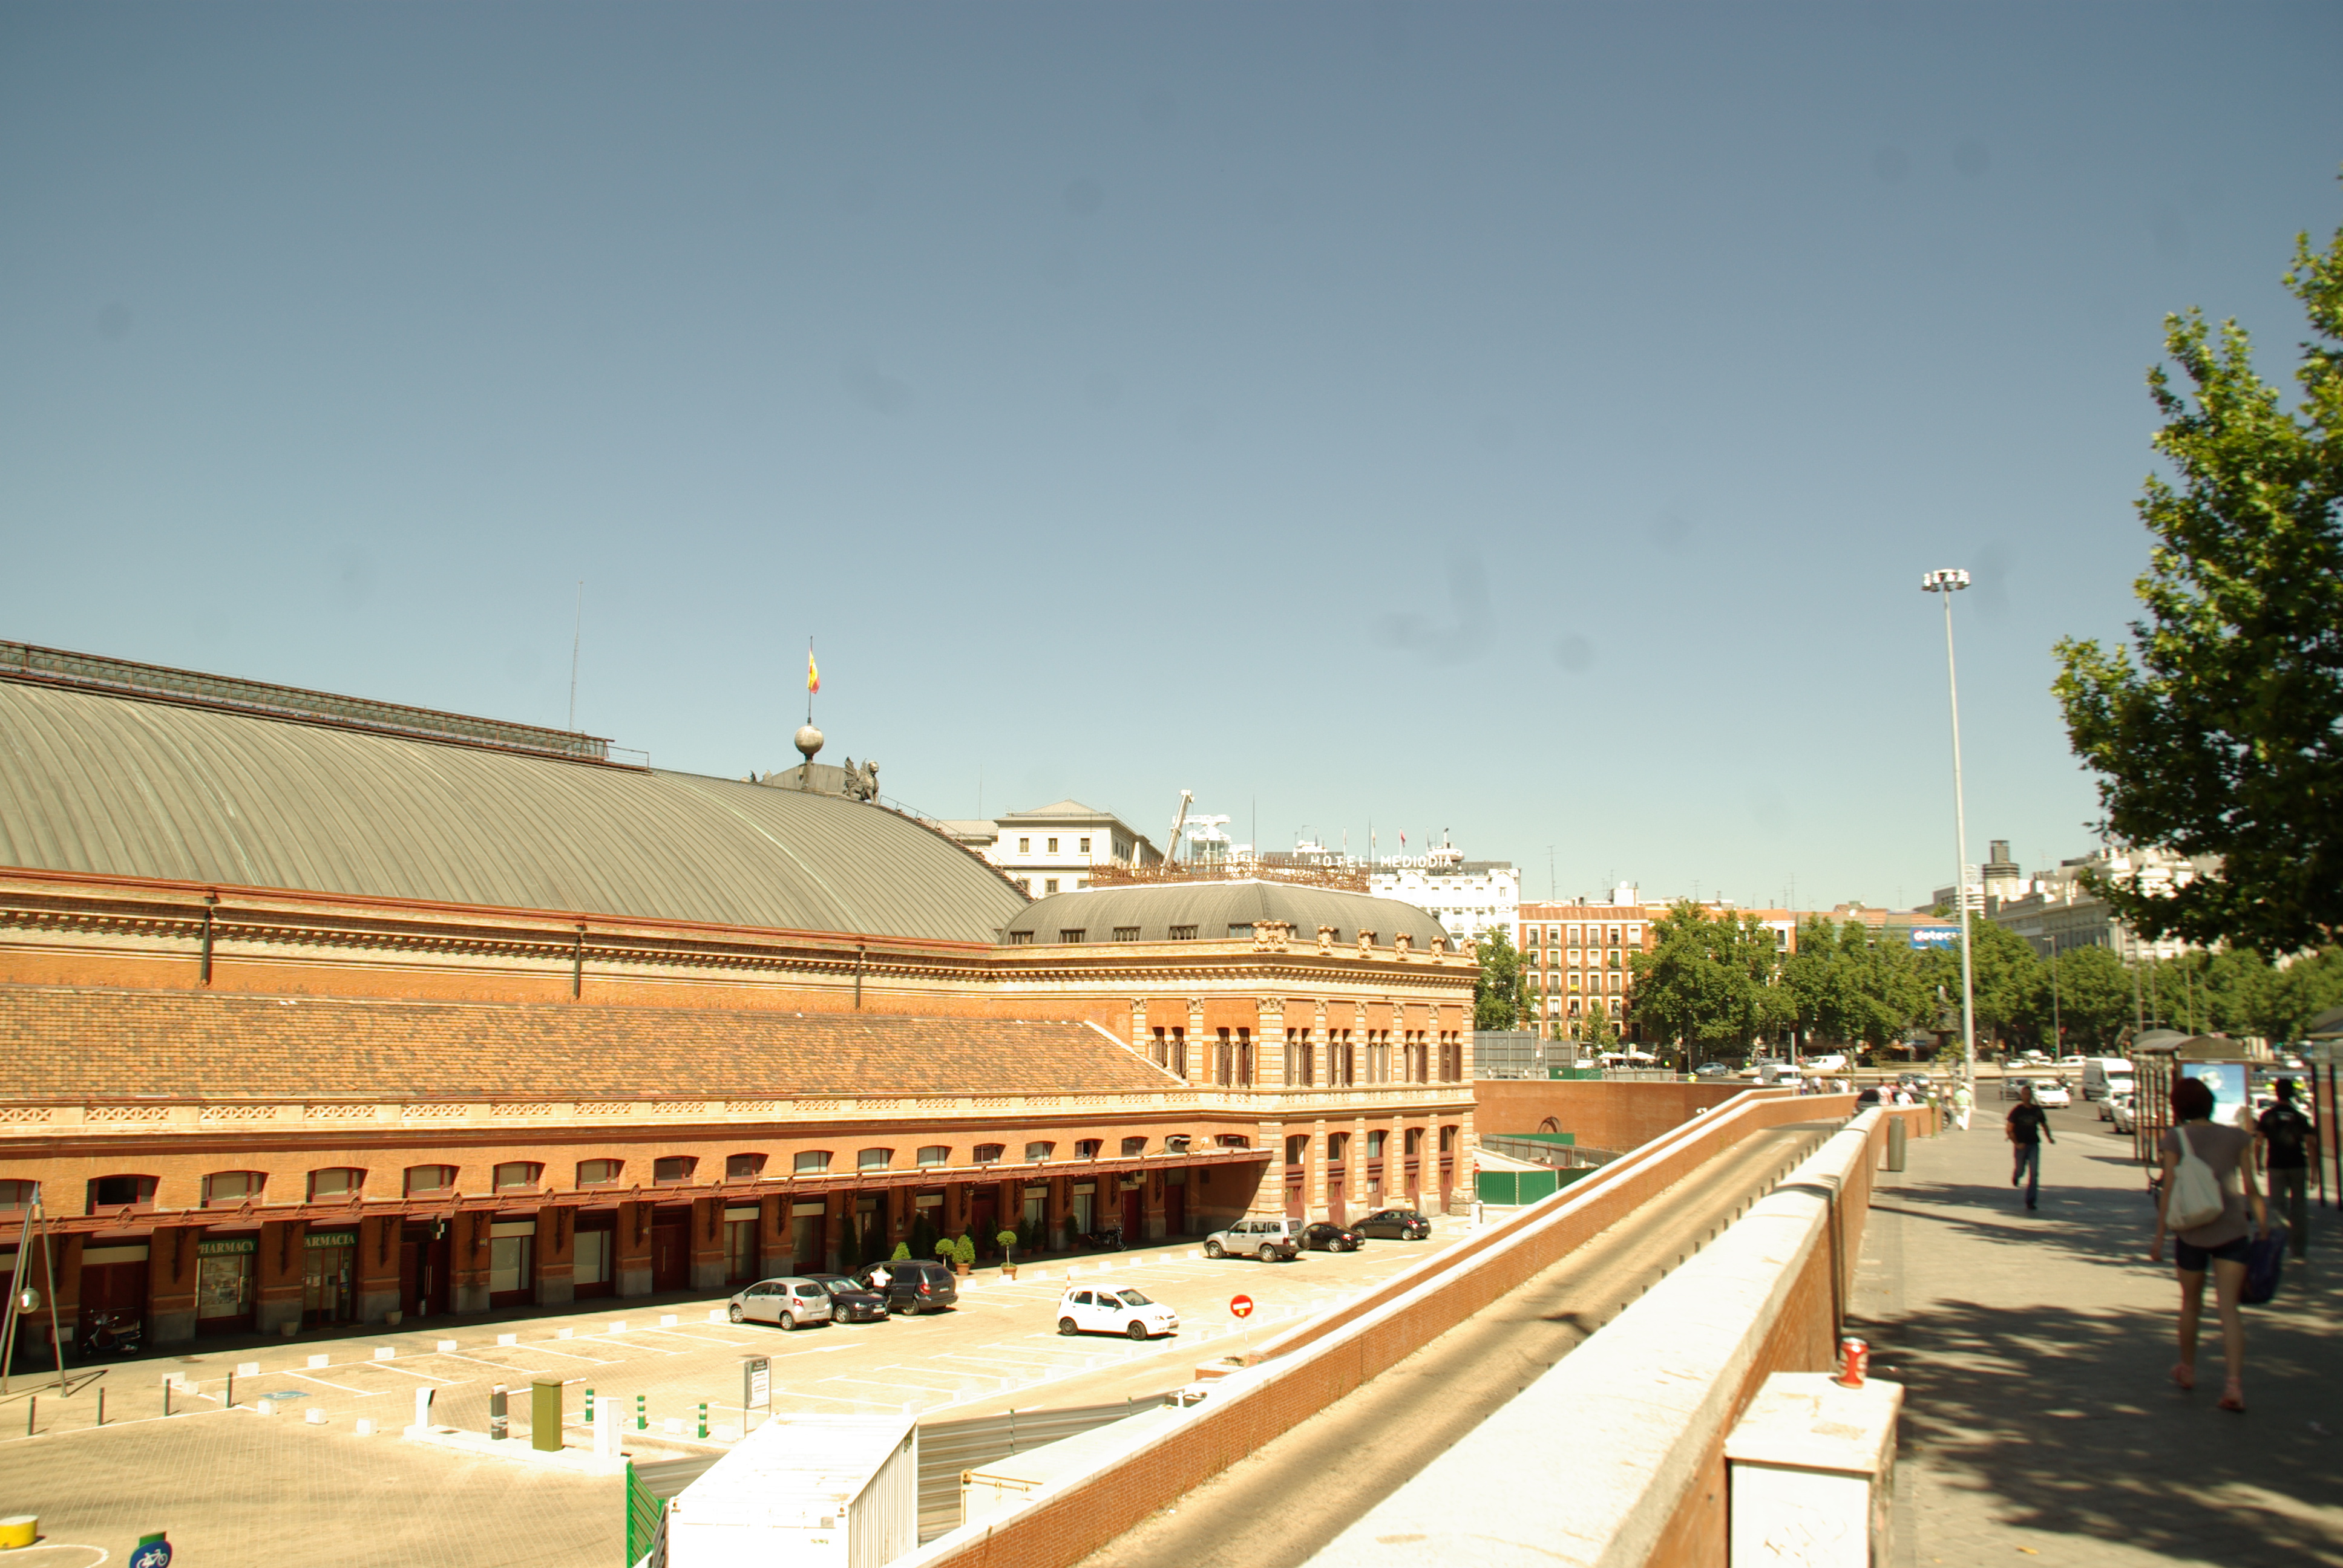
[[5, 4, 2339, 910]]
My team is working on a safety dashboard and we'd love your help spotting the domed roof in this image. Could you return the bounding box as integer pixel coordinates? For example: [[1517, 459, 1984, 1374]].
[[0, 678, 1026, 943], [1001, 878, 1450, 949]]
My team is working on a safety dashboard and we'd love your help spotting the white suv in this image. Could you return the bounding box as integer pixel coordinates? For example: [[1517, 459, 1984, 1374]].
[[1203, 1217, 1302, 1262]]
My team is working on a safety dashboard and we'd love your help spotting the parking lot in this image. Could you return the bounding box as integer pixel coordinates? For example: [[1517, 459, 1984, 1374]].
[[0, 1224, 1470, 1565]]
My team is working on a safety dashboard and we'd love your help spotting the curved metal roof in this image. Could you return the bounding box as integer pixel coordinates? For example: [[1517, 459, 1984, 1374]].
[[1003, 879, 1449, 948], [0, 681, 1026, 942]]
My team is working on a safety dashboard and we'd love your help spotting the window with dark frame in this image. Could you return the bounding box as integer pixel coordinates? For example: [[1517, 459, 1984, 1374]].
[[654, 1156, 696, 1184], [576, 1159, 623, 1186]]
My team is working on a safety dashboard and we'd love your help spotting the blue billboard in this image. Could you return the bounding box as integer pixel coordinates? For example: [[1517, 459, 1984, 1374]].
[[1907, 926, 1963, 949]]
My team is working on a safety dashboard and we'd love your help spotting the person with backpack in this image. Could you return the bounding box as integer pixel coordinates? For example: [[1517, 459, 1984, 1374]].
[[2005, 1083, 2054, 1209], [2256, 1078, 2313, 1261], [2152, 1074, 2268, 1413]]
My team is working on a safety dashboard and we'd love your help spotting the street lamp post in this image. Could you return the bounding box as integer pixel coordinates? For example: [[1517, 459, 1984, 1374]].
[[1922, 568, 1979, 1107]]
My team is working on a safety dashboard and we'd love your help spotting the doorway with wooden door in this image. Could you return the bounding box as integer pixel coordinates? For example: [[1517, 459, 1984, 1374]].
[[650, 1209, 690, 1292]]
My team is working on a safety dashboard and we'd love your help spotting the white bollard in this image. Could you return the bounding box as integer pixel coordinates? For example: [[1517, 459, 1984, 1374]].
[[664, 1417, 684, 1436], [307, 1353, 330, 1369], [1066, 1265, 1081, 1277], [305, 1407, 326, 1425], [256, 1399, 275, 1416], [497, 1333, 519, 1346], [594, 1396, 620, 1458], [1095, 1260, 1112, 1272], [557, 1327, 574, 1339], [355, 1418, 375, 1436], [373, 1347, 396, 1361], [413, 1386, 436, 1432], [237, 1361, 261, 1377], [1187, 1249, 1202, 1259], [608, 1321, 627, 1335], [659, 1314, 678, 1328], [706, 1308, 726, 1324], [436, 1339, 458, 1354]]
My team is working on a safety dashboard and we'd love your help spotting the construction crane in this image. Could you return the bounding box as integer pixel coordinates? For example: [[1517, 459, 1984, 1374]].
[[1164, 790, 1193, 866]]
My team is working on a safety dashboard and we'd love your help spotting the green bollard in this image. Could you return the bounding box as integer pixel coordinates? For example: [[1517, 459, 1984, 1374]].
[[697, 1402, 707, 1440], [584, 1387, 594, 1423], [635, 1394, 646, 1432]]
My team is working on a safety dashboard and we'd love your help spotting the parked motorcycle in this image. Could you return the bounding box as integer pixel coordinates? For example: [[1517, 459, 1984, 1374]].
[[1075, 1225, 1124, 1252], [82, 1310, 143, 1359]]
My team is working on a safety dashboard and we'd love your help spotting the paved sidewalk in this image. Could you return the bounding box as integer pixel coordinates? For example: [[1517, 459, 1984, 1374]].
[[1851, 1105, 2343, 1567]]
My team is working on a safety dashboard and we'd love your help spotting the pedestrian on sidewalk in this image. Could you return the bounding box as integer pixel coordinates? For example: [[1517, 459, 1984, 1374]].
[[2256, 1078, 2313, 1260], [1952, 1080, 1973, 1131], [2006, 1083, 2053, 1207], [2151, 1074, 2267, 1413]]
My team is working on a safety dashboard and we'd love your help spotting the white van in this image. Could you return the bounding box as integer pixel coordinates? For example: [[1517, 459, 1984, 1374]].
[[2081, 1058, 2134, 1102]]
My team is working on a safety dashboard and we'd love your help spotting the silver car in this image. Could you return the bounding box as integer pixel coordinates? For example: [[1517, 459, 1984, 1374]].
[[1202, 1217, 1302, 1262], [727, 1276, 835, 1331]]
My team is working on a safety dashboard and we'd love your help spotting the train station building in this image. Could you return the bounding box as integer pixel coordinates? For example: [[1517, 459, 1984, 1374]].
[[0, 643, 1475, 1354]]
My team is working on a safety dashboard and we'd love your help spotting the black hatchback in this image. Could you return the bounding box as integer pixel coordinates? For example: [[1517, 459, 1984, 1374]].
[[1300, 1221, 1363, 1253], [803, 1272, 891, 1322], [1353, 1209, 1432, 1241]]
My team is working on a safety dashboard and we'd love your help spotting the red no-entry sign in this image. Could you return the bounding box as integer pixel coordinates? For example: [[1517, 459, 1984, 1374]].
[[1230, 1294, 1254, 1319]]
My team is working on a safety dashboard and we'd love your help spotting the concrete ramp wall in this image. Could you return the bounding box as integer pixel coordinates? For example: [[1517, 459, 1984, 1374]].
[[1301, 1109, 1892, 1568], [897, 1089, 1863, 1568]]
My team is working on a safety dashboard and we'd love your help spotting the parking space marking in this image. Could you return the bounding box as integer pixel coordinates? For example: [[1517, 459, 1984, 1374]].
[[284, 1370, 385, 1396]]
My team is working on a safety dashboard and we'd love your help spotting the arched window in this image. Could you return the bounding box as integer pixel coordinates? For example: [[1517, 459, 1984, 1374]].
[[1439, 1125, 1459, 1154], [202, 1171, 266, 1207], [0, 1180, 34, 1212], [1023, 1142, 1054, 1163], [1325, 1133, 1349, 1163], [972, 1144, 1004, 1165], [309, 1168, 365, 1201], [654, 1156, 697, 1184], [493, 1162, 545, 1192], [1075, 1138, 1102, 1159], [1284, 1135, 1308, 1166], [1120, 1136, 1148, 1157], [857, 1149, 894, 1172], [916, 1146, 951, 1167], [404, 1166, 457, 1197], [1404, 1128, 1424, 1157], [575, 1159, 623, 1187], [86, 1174, 156, 1212], [726, 1153, 767, 1180], [793, 1151, 831, 1175]]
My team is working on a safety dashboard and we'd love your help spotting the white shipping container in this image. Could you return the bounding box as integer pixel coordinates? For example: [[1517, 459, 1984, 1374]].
[[669, 1414, 917, 1568]]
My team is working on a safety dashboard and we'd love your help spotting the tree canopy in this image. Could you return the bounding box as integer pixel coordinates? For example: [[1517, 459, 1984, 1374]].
[[1473, 928, 1528, 1033], [2053, 202, 2343, 954], [1628, 903, 1788, 1053]]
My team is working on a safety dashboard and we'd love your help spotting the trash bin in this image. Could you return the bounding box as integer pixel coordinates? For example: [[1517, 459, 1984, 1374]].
[[1725, 1372, 1902, 1568], [1885, 1114, 1907, 1172]]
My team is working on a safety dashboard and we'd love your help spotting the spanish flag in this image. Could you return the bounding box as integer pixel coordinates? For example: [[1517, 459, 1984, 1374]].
[[807, 648, 820, 694]]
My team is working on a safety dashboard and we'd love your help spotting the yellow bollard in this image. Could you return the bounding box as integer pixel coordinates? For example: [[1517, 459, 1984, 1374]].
[[0, 1515, 39, 1550]]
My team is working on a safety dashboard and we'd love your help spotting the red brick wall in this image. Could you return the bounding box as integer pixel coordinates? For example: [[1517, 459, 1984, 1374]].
[[1472, 1079, 1746, 1150]]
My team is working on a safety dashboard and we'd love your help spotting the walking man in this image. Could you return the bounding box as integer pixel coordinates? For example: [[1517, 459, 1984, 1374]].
[[1953, 1079, 1974, 1132], [2257, 1078, 2314, 1259], [2007, 1083, 2053, 1210]]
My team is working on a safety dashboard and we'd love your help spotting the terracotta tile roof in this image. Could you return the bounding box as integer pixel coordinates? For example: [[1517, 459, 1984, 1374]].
[[0, 984, 1174, 1102]]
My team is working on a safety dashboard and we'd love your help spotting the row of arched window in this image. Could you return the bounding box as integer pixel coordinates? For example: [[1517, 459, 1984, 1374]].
[[55, 1134, 1201, 1215]]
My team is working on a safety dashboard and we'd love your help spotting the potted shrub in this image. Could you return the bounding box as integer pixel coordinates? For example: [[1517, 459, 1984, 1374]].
[[890, 1241, 912, 1263], [949, 1234, 975, 1275], [996, 1227, 1021, 1279]]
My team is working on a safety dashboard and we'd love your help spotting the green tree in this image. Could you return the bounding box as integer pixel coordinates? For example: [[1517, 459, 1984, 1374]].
[[1921, 921, 2044, 1051], [1581, 997, 1618, 1050], [2044, 945, 2135, 1051], [2053, 205, 2343, 955], [1473, 929, 1529, 1032], [1629, 903, 1786, 1055]]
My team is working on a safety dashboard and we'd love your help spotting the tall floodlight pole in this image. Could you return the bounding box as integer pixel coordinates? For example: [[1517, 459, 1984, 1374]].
[[1922, 569, 1978, 1105]]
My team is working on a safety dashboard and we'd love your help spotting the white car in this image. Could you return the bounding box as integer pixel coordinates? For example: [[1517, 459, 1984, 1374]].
[[2031, 1082, 2073, 1108], [2108, 1094, 2138, 1134], [1058, 1285, 1179, 1341], [727, 1276, 836, 1331], [1805, 1054, 1849, 1074]]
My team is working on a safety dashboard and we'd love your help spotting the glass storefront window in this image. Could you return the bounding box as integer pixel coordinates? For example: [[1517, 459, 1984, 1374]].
[[573, 1229, 612, 1287]]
